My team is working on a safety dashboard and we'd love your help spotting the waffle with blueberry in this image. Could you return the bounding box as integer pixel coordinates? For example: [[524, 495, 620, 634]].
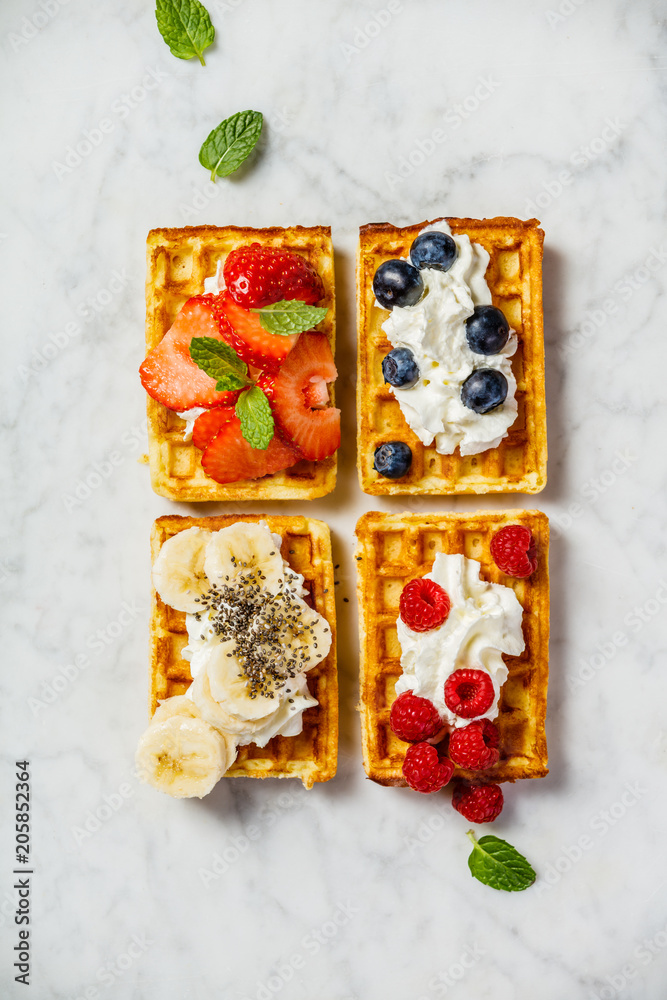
[[356, 217, 546, 495]]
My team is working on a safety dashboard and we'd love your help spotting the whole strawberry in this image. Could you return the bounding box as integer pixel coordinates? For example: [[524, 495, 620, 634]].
[[452, 782, 504, 823], [223, 243, 324, 309]]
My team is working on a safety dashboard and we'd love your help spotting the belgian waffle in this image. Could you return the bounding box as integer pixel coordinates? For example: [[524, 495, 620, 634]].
[[355, 510, 549, 785], [145, 225, 337, 501], [356, 217, 546, 495], [149, 514, 338, 788]]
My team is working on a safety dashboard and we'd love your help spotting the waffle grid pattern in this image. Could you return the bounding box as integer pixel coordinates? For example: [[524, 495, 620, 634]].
[[355, 510, 549, 785], [357, 217, 546, 495], [145, 225, 337, 501], [149, 515, 338, 788]]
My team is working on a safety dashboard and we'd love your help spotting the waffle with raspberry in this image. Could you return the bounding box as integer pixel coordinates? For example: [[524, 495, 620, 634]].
[[149, 514, 338, 788], [356, 217, 546, 495], [355, 509, 550, 785], [144, 225, 337, 500]]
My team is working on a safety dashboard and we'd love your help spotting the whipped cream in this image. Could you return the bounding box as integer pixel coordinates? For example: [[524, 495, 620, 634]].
[[380, 220, 518, 456], [183, 524, 321, 747], [177, 406, 207, 441], [394, 552, 524, 728], [203, 259, 224, 295]]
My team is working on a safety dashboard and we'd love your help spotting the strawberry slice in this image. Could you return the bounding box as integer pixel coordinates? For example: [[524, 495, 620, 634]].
[[303, 377, 330, 409], [140, 297, 239, 410], [223, 243, 325, 309], [270, 334, 340, 461], [201, 417, 302, 485], [192, 405, 236, 451], [211, 291, 299, 374]]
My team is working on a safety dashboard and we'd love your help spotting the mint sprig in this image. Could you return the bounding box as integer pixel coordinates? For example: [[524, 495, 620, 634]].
[[235, 386, 274, 451], [253, 300, 328, 337], [189, 337, 274, 449], [199, 110, 263, 182], [466, 831, 536, 892], [155, 0, 215, 66], [189, 337, 252, 391]]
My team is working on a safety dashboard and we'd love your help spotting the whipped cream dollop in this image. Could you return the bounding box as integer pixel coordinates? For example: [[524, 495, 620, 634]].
[[183, 523, 322, 747], [394, 552, 524, 728], [380, 220, 518, 456]]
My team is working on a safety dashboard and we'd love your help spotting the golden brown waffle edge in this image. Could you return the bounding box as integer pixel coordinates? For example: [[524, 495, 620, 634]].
[[145, 225, 337, 501], [355, 509, 549, 786], [149, 514, 338, 788], [356, 216, 546, 495]]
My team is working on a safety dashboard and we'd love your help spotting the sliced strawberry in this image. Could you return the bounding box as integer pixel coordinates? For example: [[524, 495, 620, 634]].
[[303, 376, 330, 409], [223, 243, 325, 309], [140, 297, 239, 410], [211, 292, 299, 374], [201, 417, 302, 485], [192, 405, 236, 451], [271, 334, 340, 461]]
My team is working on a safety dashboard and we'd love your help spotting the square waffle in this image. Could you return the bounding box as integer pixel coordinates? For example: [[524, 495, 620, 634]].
[[145, 225, 337, 501], [356, 217, 546, 495], [149, 514, 338, 788], [355, 510, 549, 785]]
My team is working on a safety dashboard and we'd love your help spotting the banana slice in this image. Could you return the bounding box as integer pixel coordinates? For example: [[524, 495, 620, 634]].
[[135, 710, 237, 799], [152, 527, 213, 613], [191, 640, 278, 727], [203, 522, 284, 594], [282, 596, 332, 671], [152, 694, 200, 724]]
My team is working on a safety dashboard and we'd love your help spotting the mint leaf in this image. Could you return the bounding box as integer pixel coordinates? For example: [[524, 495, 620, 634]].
[[198, 110, 263, 182], [155, 0, 215, 66], [189, 337, 251, 391], [235, 387, 274, 450], [254, 300, 328, 336], [466, 831, 536, 892]]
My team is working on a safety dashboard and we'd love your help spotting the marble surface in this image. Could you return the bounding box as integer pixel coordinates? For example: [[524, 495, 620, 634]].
[[2, 0, 667, 997]]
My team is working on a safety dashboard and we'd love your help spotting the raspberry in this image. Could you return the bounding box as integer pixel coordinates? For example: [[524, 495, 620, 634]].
[[452, 782, 504, 823], [402, 743, 455, 794], [449, 719, 500, 770], [390, 691, 443, 743], [399, 578, 451, 632], [444, 669, 494, 719], [490, 525, 537, 579]]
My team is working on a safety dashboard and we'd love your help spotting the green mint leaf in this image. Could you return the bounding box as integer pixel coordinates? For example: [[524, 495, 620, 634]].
[[254, 300, 328, 337], [198, 110, 263, 182], [466, 831, 536, 892], [235, 387, 274, 450], [189, 337, 251, 390], [155, 0, 215, 66]]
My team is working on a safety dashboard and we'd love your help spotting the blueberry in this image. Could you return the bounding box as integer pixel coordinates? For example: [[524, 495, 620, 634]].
[[460, 369, 508, 414], [465, 305, 510, 355], [409, 231, 457, 272], [382, 348, 420, 388], [373, 260, 423, 310], [373, 441, 413, 479]]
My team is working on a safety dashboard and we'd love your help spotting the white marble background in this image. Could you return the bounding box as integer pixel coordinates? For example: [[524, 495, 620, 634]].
[[1, 0, 667, 997]]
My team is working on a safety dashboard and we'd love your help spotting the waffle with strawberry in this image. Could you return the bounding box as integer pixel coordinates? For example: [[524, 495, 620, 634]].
[[142, 226, 338, 501]]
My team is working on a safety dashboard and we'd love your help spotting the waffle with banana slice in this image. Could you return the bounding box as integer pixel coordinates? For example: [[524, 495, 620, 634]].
[[145, 225, 336, 501], [355, 509, 549, 785], [146, 514, 338, 789], [356, 216, 546, 495]]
